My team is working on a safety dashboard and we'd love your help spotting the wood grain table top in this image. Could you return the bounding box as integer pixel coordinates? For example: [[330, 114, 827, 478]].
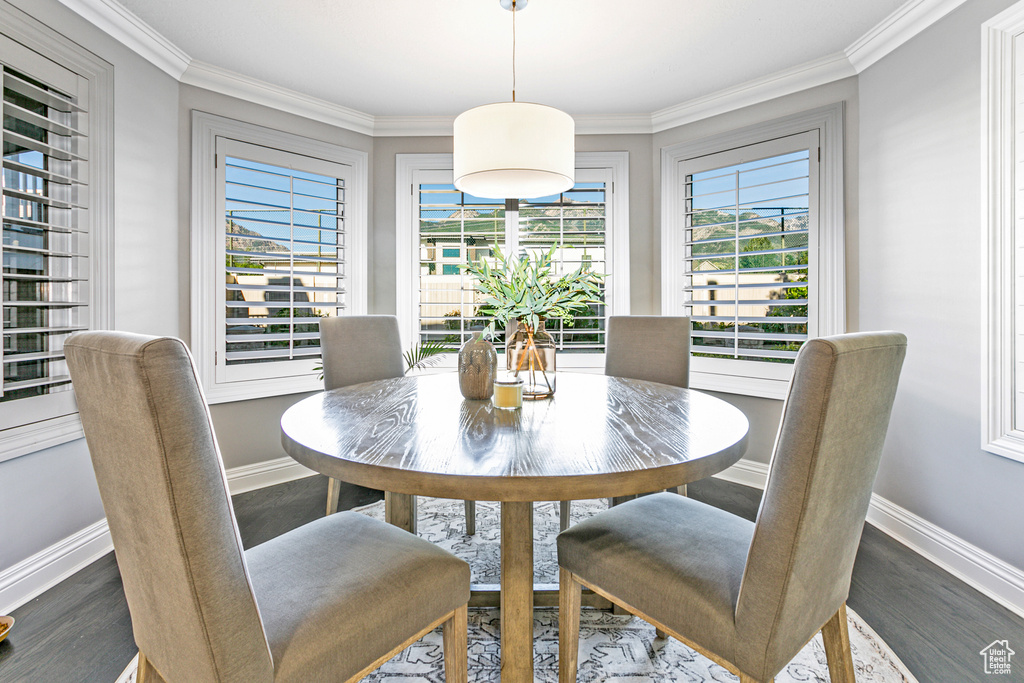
[[281, 373, 749, 501]]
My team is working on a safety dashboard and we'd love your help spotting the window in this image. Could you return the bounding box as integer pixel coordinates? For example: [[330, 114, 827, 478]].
[[396, 152, 629, 369], [983, 5, 1024, 463], [0, 14, 112, 462], [191, 113, 367, 403], [662, 105, 844, 399], [685, 137, 814, 364]]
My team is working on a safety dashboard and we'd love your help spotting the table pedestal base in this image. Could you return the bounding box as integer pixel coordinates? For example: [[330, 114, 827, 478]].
[[467, 584, 613, 609], [383, 494, 616, 683], [500, 501, 533, 683]]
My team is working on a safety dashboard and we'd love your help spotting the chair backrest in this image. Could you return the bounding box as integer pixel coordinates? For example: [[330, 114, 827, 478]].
[[65, 332, 274, 683], [604, 315, 690, 387], [734, 331, 907, 680], [319, 315, 405, 390]]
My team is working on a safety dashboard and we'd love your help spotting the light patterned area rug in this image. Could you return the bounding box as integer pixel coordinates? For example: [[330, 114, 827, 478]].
[[116, 497, 917, 683]]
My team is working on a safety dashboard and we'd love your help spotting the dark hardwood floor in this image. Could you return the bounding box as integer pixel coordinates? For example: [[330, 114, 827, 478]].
[[0, 476, 1020, 682]]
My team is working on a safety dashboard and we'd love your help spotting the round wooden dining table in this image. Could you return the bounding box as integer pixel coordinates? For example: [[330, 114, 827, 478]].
[[281, 372, 749, 683]]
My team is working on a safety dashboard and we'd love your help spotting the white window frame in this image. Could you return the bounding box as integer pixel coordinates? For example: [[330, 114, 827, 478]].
[[191, 111, 367, 403], [395, 151, 630, 369], [0, 3, 113, 463], [982, 2, 1024, 463], [661, 103, 845, 399]]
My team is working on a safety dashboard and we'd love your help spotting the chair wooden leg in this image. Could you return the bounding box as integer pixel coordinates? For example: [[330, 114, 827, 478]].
[[326, 477, 342, 515], [464, 500, 476, 535], [137, 652, 165, 683], [442, 604, 468, 683], [559, 500, 571, 532], [821, 603, 856, 683], [559, 567, 582, 683], [675, 484, 687, 496]]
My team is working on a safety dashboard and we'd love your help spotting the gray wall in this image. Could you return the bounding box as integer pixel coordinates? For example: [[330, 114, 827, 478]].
[[176, 84, 374, 470], [651, 77, 861, 465], [0, 0, 180, 571], [370, 136, 452, 315], [859, 0, 1024, 568]]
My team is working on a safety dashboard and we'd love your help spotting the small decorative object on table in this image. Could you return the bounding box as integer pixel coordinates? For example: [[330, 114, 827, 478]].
[[459, 332, 497, 399], [493, 376, 523, 409], [462, 243, 604, 400], [0, 615, 13, 644]]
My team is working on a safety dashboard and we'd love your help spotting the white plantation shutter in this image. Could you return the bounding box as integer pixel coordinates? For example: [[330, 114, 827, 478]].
[[516, 177, 607, 352], [1, 58, 90, 429], [679, 131, 819, 379], [192, 114, 367, 403], [216, 138, 350, 384], [416, 173, 506, 347], [413, 167, 612, 359]]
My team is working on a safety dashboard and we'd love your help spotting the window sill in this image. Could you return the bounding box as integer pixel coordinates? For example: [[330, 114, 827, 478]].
[[690, 370, 790, 400], [204, 374, 324, 404], [982, 433, 1024, 465], [416, 352, 606, 374], [0, 414, 85, 464]]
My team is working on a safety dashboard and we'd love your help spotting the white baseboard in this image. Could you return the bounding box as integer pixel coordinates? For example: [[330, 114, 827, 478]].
[[714, 457, 771, 489], [0, 519, 113, 615], [714, 458, 1024, 619], [225, 456, 317, 495], [865, 495, 1024, 619], [0, 457, 317, 614]]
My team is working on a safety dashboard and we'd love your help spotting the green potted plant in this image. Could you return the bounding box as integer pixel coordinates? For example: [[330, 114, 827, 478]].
[[461, 243, 604, 398]]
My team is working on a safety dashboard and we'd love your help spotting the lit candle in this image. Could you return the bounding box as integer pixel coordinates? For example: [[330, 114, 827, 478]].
[[493, 376, 523, 410]]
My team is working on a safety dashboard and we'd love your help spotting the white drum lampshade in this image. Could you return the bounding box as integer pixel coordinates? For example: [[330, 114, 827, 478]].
[[453, 101, 575, 199]]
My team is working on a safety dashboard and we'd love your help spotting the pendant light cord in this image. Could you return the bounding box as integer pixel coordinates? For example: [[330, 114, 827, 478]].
[[511, 0, 516, 102]]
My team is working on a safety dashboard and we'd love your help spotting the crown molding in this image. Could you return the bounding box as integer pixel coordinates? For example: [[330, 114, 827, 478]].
[[180, 61, 375, 137], [372, 112, 654, 137], [846, 0, 970, 72], [373, 115, 454, 137], [51, 0, 970, 137], [53, 0, 189, 78], [573, 114, 654, 136], [651, 52, 855, 133]]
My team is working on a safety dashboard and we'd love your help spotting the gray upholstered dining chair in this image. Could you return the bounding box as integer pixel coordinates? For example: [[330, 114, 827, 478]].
[[558, 331, 907, 683], [66, 331, 470, 683], [604, 315, 690, 388], [558, 315, 691, 531], [320, 315, 477, 533]]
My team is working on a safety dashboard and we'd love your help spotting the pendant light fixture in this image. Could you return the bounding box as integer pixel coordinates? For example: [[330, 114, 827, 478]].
[[453, 0, 575, 199]]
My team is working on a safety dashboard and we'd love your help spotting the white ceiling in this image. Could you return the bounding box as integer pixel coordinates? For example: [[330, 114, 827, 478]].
[[119, 0, 907, 117]]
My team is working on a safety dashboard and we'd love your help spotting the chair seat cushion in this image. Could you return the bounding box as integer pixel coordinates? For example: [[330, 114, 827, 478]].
[[246, 511, 470, 683], [558, 492, 753, 662]]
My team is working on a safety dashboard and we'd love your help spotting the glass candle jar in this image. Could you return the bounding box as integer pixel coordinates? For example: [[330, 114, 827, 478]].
[[492, 376, 523, 410]]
